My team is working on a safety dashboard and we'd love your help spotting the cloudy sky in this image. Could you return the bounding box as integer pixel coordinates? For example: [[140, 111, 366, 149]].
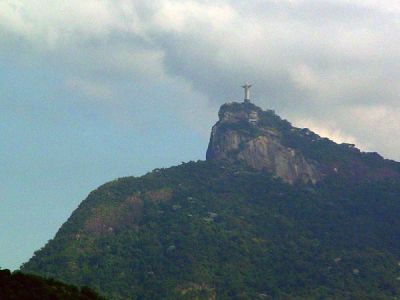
[[1, 0, 399, 270]]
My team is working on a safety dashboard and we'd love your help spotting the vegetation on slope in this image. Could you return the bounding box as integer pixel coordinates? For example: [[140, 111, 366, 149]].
[[21, 161, 400, 299], [0, 268, 105, 300]]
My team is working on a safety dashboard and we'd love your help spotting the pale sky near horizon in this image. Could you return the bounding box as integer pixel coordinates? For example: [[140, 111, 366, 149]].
[[1, 0, 399, 270]]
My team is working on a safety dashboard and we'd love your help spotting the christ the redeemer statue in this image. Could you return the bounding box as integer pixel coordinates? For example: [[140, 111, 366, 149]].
[[242, 83, 252, 103]]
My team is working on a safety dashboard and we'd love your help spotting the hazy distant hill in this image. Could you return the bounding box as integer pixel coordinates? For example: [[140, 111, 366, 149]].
[[21, 102, 400, 299]]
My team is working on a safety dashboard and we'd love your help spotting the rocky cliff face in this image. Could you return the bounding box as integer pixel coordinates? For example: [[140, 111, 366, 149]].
[[206, 101, 400, 184], [206, 102, 322, 184]]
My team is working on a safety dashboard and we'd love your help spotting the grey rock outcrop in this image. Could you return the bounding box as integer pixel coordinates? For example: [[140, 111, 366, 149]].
[[206, 102, 322, 184]]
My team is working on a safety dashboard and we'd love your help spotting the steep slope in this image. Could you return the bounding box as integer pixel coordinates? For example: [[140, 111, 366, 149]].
[[21, 102, 400, 299], [21, 162, 400, 299], [0, 268, 105, 300], [207, 102, 400, 184]]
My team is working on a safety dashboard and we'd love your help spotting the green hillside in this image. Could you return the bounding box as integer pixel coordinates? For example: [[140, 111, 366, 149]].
[[0, 268, 105, 300], [21, 160, 400, 299]]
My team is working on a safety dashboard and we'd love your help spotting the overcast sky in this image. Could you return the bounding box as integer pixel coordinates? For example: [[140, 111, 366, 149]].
[[1, 0, 399, 270]]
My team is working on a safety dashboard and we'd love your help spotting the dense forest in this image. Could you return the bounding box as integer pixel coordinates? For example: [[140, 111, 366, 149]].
[[20, 102, 400, 299], [21, 160, 400, 299], [0, 268, 105, 300]]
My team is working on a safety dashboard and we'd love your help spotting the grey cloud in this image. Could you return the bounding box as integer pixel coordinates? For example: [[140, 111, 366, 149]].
[[1, 0, 399, 160], [149, 1, 400, 159]]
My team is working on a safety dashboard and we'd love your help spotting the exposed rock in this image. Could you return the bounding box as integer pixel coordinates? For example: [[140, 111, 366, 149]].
[[352, 268, 360, 275], [206, 102, 322, 184]]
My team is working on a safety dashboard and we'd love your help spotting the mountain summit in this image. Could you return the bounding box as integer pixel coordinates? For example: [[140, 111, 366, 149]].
[[207, 101, 400, 184], [206, 102, 321, 184], [21, 100, 400, 299]]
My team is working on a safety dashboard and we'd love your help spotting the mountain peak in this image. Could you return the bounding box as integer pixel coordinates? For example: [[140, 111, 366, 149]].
[[20, 103, 400, 300], [206, 101, 400, 184], [206, 101, 322, 184]]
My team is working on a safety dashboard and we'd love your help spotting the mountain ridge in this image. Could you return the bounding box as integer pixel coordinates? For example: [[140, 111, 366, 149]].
[[207, 101, 400, 184], [20, 101, 400, 299]]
